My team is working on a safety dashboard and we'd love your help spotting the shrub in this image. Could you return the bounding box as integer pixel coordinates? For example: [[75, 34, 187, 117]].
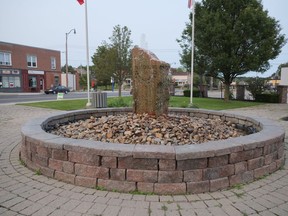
[[255, 93, 279, 103], [183, 89, 200, 97], [108, 97, 131, 107], [246, 78, 265, 99], [246, 78, 278, 99]]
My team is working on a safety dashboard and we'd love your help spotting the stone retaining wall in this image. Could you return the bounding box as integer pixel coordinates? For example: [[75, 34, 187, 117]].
[[20, 108, 285, 195]]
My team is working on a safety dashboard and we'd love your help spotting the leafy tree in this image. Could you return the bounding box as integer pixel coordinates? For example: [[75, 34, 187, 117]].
[[79, 74, 87, 90], [177, 24, 192, 72], [77, 66, 95, 90], [92, 25, 132, 97], [246, 77, 265, 99], [92, 25, 132, 96], [178, 11, 216, 90], [109, 25, 133, 96], [178, 0, 286, 101], [91, 43, 116, 88], [61, 65, 76, 74], [177, 36, 212, 96]]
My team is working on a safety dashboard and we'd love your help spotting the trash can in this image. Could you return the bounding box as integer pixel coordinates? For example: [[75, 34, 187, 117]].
[[91, 92, 107, 108]]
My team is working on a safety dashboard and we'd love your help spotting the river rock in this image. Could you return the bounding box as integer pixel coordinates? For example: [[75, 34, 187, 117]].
[[48, 113, 250, 146]]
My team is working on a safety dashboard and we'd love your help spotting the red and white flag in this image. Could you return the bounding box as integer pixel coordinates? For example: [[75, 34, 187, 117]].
[[77, 0, 84, 5], [188, 0, 193, 9]]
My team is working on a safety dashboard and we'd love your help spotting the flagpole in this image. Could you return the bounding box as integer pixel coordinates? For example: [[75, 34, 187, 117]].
[[190, 0, 195, 106], [85, 0, 91, 107]]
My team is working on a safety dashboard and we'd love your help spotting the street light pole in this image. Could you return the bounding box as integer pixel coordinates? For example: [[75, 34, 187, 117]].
[[65, 28, 76, 88]]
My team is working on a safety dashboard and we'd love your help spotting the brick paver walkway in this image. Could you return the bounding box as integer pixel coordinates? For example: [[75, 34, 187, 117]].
[[0, 104, 287, 216]]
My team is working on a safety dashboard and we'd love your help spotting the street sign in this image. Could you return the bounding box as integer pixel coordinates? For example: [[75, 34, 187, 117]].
[[57, 93, 64, 100]]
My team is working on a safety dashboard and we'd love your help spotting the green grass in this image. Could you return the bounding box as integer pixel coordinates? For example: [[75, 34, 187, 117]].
[[19, 159, 27, 167], [170, 97, 263, 110], [18, 99, 88, 110], [231, 183, 244, 190], [95, 186, 106, 191], [108, 96, 132, 107], [17, 96, 263, 111], [16, 97, 132, 111], [161, 205, 168, 211], [34, 168, 41, 176]]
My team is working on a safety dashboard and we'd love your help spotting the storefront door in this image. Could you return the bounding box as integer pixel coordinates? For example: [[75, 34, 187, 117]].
[[40, 76, 44, 91], [28, 75, 37, 92]]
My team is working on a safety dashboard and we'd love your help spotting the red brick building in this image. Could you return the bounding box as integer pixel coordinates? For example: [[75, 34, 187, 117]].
[[0, 41, 61, 93]]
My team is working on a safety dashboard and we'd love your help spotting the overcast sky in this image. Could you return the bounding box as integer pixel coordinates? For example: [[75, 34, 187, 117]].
[[0, 0, 287, 77]]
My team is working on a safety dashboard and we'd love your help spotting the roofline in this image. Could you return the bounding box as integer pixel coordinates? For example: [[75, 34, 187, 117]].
[[0, 41, 61, 53]]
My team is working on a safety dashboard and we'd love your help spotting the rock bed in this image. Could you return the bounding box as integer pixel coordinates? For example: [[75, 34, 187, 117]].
[[48, 113, 251, 145]]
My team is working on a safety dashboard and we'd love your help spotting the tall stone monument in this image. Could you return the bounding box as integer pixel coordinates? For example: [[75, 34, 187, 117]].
[[132, 46, 170, 117]]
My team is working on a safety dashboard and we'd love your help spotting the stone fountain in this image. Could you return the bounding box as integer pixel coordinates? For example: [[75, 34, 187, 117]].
[[132, 46, 170, 117], [20, 47, 285, 195]]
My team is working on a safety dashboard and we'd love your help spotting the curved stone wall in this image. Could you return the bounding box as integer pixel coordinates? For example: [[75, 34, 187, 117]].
[[20, 108, 285, 195]]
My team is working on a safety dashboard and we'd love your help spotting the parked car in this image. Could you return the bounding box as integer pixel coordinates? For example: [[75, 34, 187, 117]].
[[45, 85, 70, 94]]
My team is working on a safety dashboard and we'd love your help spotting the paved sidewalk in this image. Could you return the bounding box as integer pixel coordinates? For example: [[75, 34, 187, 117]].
[[0, 104, 287, 216]]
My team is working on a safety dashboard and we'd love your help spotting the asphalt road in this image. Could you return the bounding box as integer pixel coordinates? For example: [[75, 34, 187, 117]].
[[0, 91, 131, 105]]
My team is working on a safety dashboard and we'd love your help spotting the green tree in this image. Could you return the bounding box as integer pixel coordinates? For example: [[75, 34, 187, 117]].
[[246, 77, 265, 99], [92, 25, 133, 96], [109, 25, 133, 96], [91, 43, 116, 88], [79, 74, 87, 90], [178, 0, 286, 101], [61, 65, 76, 74]]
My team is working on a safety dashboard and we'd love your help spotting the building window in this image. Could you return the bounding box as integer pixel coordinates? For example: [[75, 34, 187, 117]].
[[27, 55, 37, 67], [0, 76, 21, 88], [0, 70, 21, 88], [0, 52, 12, 66], [51, 57, 56, 69]]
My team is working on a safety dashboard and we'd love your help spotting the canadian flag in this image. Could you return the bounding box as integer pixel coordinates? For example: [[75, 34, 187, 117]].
[[188, 0, 193, 9], [77, 0, 84, 5]]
